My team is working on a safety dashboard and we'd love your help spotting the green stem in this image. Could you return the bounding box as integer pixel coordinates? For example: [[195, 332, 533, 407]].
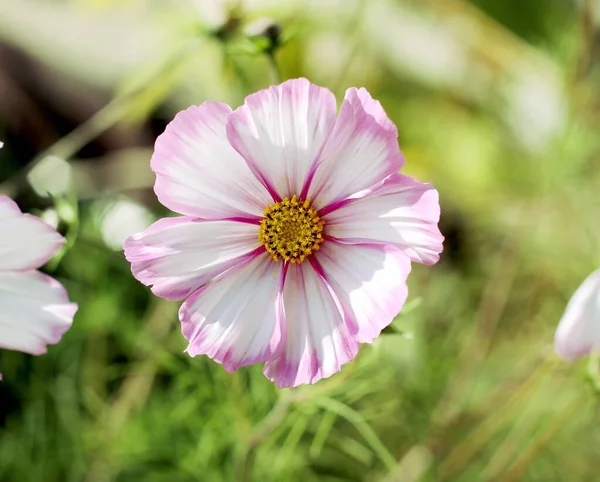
[[586, 353, 600, 394], [0, 40, 200, 198], [266, 51, 282, 84]]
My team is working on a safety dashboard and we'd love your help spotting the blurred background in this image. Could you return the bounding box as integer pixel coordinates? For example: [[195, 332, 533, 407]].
[[0, 0, 599, 480]]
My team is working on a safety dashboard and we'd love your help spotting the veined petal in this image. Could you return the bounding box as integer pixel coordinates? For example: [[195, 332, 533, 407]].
[[180, 254, 285, 372], [324, 174, 444, 265], [315, 243, 411, 343], [555, 270, 600, 361], [0, 195, 65, 271], [226, 78, 337, 199], [152, 102, 271, 219], [307, 88, 404, 210], [124, 217, 261, 301], [0, 271, 77, 355], [352, 88, 398, 133], [264, 262, 358, 388]]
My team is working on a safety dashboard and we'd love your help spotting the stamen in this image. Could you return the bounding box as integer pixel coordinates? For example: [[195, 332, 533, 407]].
[[258, 195, 325, 263]]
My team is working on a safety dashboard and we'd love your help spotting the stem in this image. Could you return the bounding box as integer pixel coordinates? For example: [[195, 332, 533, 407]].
[[85, 298, 179, 482], [46, 190, 80, 271], [586, 352, 600, 394], [500, 397, 581, 482], [266, 51, 282, 84], [330, 0, 366, 93], [0, 40, 199, 198], [437, 357, 557, 478], [235, 392, 292, 481]]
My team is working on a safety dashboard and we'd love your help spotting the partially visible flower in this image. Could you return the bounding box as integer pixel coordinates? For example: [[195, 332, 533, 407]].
[[555, 269, 600, 361], [125, 78, 443, 388], [245, 17, 282, 54], [98, 198, 155, 250], [0, 195, 78, 366]]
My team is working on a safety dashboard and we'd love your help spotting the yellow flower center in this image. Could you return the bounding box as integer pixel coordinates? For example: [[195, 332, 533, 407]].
[[258, 195, 325, 263]]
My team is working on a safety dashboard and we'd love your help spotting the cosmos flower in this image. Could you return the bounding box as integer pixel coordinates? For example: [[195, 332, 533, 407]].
[[0, 195, 78, 367], [555, 269, 600, 361], [124, 78, 443, 388]]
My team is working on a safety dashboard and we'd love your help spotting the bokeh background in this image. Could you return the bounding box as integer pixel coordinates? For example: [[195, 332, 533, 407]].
[[1, 0, 599, 480]]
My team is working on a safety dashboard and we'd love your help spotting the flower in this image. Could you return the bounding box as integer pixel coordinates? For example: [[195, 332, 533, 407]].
[[124, 78, 443, 388], [0, 195, 78, 367], [555, 269, 600, 361]]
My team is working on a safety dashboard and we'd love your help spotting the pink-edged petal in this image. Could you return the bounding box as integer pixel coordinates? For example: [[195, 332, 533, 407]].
[[0, 270, 77, 355], [226, 78, 337, 199], [0, 195, 65, 271], [306, 88, 404, 210], [263, 262, 359, 389], [352, 88, 398, 133], [324, 174, 444, 265], [0, 195, 20, 218], [124, 217, 261, 301], [555, 270, 600, 361], [180, 254, 285, 372], [152, 102, 271, 219], [315, 242, 411, 343]]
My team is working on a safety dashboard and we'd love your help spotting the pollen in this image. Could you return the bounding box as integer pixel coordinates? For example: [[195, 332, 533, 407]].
[[258, 195, 325, 264]]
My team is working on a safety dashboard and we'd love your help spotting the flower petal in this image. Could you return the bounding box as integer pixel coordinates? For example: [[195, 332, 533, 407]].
[[124, 217, 261, 301], [226, 78, 337, 199], [555, 269, 600, 361], [352, 88, 398, 133], [315, 242, 411, 343], [180, 254, 285, 372], [264, 262, 358, 388], [306, 88, 404, 210], [324, 174, 444, 265], [0, 195, 65, 271], [152, 102, 271, 219], [0, 271, 77, 355]]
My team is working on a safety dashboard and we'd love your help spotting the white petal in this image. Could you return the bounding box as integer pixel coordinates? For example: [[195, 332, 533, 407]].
[[555, 269, 600, 360], [263, 262, 358, 388], [315, 242, 411, 343], [180, 254, 285, 372], [324, 174, 444, 265], [307, 88, 404, 210], [124, 217, 261, 301], [0, 271, 77, 355], [152, 102, 272, 219], [226, 78, 337, 199], [0, 196, 64, 271]]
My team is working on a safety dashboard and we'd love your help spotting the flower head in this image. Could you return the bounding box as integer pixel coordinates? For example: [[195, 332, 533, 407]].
[[0, 195, 78, 363], [555, 269, 600, 361], [124, 78, 443, 388]]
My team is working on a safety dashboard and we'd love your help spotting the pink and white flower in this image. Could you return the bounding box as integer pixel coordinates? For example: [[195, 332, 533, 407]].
[[0, 195, 78, 363], [555, 269, 600, 361], [124, 78, 443, 388]]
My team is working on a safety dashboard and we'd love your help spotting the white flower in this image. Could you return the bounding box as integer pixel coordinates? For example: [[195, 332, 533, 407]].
[[0, 195, 77, 361], [125, 79, 443, 388], [555, 270, 600, 360]]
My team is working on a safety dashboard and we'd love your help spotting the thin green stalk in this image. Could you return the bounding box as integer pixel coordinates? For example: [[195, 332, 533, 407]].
[[266, 52, 282, 84], [312, 396, 397, 473]]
